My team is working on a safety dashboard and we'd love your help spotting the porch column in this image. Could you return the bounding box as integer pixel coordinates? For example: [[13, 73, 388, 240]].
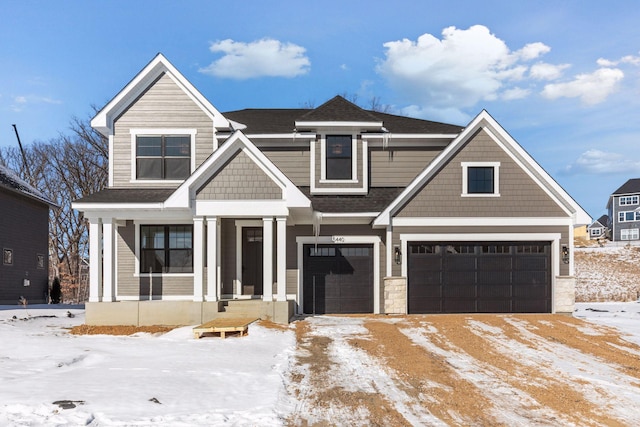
[[206, 216, 218, 301], [263, 217, 274, 301], [102, 218, 115, 302], [193, 217, 205, 302], [88, 218, 102, 302], [276, 217, 287, 301]]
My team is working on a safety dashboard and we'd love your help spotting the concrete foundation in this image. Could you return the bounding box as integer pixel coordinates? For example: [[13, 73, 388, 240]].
[[85, 299, 295, 326]]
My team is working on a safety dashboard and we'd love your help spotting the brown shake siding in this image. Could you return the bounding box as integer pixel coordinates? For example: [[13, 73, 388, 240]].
[[263, 148, 311, 187], [397, 129, 566, 217], [112, 73, 214, 188], [116, 221, 194, 298], [369, 147, 441, 187], [390, 225, 571, 277], [196, 150, 282, 200]]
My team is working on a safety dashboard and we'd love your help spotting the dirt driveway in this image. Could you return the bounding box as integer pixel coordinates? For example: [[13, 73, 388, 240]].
[[287, 314, 640, 426]]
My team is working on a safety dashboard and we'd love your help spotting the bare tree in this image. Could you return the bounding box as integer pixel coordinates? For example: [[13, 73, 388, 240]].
[[1, 114, 107, 301]]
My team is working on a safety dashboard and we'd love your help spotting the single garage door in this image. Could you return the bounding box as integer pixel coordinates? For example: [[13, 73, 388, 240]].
[[408, 242, 551, 313], [303, 244, 373, 314]]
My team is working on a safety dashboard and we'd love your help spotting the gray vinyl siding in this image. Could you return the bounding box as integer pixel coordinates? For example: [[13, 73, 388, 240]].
[[610, 195, 640, 241], [0, 189, 49, 304], [116, 221, 194, 298], [397, 129, 566, 217], [369, 147, 441, 187], [196, 149, 282, 200], [112, 72, 214, 188], [391, 225, 570, 277], [262, 148, 311, 186]]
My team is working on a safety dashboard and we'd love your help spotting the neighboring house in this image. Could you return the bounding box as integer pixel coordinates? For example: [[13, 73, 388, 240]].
[[73, 54, 591, 326], [574, 224, 587, 240], [0, 164, 56, 304], [607, 179, 640, 242], [587, 215, 609, 240]]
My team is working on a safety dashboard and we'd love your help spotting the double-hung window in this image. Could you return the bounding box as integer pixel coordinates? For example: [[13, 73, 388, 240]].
[[136, 135, 191, 180], [325, 135, 352, 180], [140, 225, 193, 273]]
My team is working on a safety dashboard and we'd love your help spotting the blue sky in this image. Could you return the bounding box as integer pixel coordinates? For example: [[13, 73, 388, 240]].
[[2, 0, 640, 219]]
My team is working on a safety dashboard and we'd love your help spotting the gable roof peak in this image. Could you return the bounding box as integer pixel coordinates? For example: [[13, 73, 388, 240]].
[[296, 95, 382, 125], [612, 178, 640, 195]]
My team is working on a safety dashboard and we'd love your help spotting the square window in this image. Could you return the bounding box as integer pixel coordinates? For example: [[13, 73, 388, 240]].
[[136, 135, 191, 180], [140, 225, 193, 273], [468, 166, 494, 194]]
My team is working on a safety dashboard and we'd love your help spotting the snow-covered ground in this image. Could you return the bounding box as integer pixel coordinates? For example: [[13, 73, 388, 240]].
[[0, 305, 296, 426], [1, 302, 640, 425]]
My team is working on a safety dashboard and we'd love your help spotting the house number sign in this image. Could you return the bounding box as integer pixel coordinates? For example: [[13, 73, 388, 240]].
[[331, 236, 345, 243]]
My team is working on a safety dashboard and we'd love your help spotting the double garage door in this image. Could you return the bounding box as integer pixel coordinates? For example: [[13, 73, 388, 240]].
[[408, 241, 551, 314], [303, 244, 373, 314]]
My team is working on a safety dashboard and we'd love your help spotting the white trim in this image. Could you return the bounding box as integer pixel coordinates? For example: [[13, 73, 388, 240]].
[[295, 120, 382, 129], [320, 133, 358, 182], [399, 232, 561, 312], [320, 212, 379, 218], [361, 133, 459, 140], [102, 218, 115, 302], [386, 226, 393, 277], [206, 216, 218, 301], [296, 235, 381, 315], [196, 200, 289, 217], [193, 217, 204, 302], [461, 161, 500, 197], [263, 217, 274, 301], [89, 219, 102, 302], [392, 217, 573, 227], [108, 134, 114, 187], [311, 134, 368, 195], [129, 128, 197, 183], [276, 217, 287, 302]]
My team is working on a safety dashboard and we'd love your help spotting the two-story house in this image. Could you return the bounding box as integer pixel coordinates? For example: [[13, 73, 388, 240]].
[[73, 54, 590, 325], [607, 178, 640, 242], [1, 164, 55, 304]]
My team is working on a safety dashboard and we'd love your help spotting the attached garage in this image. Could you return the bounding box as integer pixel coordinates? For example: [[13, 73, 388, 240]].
[[302, 244, 374, 314], [408, 241, 551, 314]]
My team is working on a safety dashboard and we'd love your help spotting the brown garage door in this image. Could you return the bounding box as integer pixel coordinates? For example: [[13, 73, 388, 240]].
[[408, 242, 551, 313], [303, 244, 373, 314]]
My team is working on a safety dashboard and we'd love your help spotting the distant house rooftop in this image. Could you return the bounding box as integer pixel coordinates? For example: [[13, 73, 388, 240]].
[[0, 164, 56, 207]]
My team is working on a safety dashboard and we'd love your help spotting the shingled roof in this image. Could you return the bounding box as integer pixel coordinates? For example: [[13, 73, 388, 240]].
[[223, 96, 463, 135], [0, 164, 55, 207], [74, 188, 175, 204], [299, 187, 403, 213], [611, 178, 640, 195]]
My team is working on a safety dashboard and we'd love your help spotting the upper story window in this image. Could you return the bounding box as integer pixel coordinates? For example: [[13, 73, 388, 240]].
[[619, 195, 639, 206], [461, 162, 500, 197], [136, 135, 191, 180], [618, 211, 640, 222], [325, 135, 353, 180]]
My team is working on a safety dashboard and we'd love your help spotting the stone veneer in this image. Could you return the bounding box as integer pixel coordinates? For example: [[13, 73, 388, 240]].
[[554, 276, 576, 314], [383, 276, 407, 314]]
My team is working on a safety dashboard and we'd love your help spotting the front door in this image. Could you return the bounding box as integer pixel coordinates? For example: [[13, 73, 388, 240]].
[[242, 227, 263, 296]]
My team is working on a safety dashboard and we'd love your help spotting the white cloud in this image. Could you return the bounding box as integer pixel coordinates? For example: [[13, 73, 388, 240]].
[[501, 87, 531, 101], [400, 104, 470, 125], [9, 95, 61, 112], [597, 54, 640, 67], [199, 38, 310, 79], [541, 67, 624, 105], [377, 25, 556, 115], [563, 149, 640, 175], [529, 62, 571, 80]]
